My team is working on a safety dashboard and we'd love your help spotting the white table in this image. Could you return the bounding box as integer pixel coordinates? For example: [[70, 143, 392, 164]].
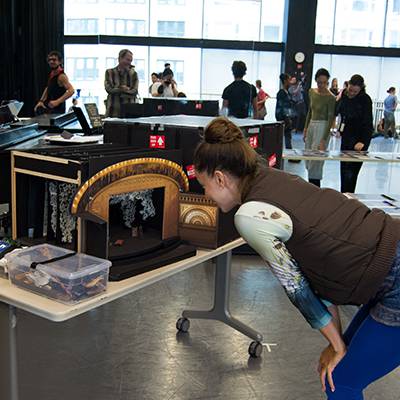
[[283, 149, 400, 162], [345, 193, 400, 218], [0, 238, 265, 400]]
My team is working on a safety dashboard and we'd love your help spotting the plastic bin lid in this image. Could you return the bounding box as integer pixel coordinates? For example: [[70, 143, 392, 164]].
[[10, 244, 111, 280]]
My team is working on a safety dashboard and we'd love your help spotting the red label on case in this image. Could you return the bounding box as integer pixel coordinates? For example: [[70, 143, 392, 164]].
[[249, 135, 258, 148], [157, 105, 163, 111], [195, 103, 202, 110], [268, 153, 277, 167], [186, 164, 196, 179], [149, 135, 166, 149]]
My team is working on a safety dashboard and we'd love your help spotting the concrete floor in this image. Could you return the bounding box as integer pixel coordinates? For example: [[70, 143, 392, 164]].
[[1, 134, 400, 400]]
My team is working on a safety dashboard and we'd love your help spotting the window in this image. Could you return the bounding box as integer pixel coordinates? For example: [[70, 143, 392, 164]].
[[203, 0, 261, 41], [352, 0, 368, 11], [134, 59, 146, 81], [157, 21, 185, 37], [66, 57, 99, 81], [316, 0, 400, 47], [388, 30, 400, 47], [263, 26, 280, 42], [105, 19, 146, 35], [385, 0, 400, 47], [106, 57, 118, 69], [66, 19, 98, 34]]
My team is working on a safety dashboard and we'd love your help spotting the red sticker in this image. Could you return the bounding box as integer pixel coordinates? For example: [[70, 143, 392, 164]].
[[149, 135, 166, 149], [186, 164, 196, 179], [249, 135, 258, 148], [268, 153, 277, 167], [195, 103, 202, 110]]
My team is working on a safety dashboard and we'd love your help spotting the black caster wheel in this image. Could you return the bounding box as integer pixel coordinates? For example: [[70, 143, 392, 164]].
[[248, 341, 263, 358], [176, 317, 190, 333]]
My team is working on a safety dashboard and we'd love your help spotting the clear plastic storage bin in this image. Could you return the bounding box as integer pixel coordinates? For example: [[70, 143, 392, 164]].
[[6, 244, 111, 304]]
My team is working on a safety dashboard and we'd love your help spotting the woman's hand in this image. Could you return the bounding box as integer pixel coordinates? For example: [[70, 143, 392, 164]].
[[354, 142, 364, 151], [318, 344, 347, 393]]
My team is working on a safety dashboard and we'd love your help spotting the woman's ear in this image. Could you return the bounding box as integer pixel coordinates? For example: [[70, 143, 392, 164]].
[[214, 170, 226, 188]]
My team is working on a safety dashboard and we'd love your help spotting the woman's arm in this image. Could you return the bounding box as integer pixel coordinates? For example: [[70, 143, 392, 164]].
[[234, 202, 333, 331]]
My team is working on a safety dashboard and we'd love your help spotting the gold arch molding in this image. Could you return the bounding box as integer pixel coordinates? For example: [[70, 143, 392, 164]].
[[70, 158, 189, 240]]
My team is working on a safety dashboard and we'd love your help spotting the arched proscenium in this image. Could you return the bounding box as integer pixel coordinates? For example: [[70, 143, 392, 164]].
[[71, 157, 189, 218]]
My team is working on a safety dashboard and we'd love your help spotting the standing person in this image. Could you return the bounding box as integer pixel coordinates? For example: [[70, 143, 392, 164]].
[[34, 51, 75, 115], [275, 73, 295, 150], [383, 87, 398, 139], [255, 80, 270, 120], [157, 68, 179, 98], [336, 81, 348, 102], [336, 74, 373, 193], [330, 78, 339, 96], [222, 61, 257, 119], [303, 68, 336, 187], [193, 116, 400, 400], [289, 76, 307, 134], [149, 72, 161, 97], [104, 49, 138, 118]]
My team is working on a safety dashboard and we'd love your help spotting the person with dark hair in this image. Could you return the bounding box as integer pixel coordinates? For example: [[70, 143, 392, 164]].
[[149, 72, 161, 97], [255, 79, 270, 120], [157, 68, 179, 97], [34, 51, 75, 115], [221, 61, 257, 118], [336, 74, 373, 193], [275, 73, 295, 150], [303, 68, 336, 187], [330, 78, 339, 96], [104, 49, 139, 117], [288, 76, 307, 134], [336, 81, 348, 102], [193, 116, 400, 400], [383, 87, 398, 139]]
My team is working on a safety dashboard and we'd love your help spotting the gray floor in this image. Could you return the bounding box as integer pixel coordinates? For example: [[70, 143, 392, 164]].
[[1, 134, 400, 400]]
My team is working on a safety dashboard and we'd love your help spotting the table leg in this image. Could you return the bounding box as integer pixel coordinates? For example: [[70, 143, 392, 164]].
[[181, 250, 263, 343], [9, 306, 19, 400]]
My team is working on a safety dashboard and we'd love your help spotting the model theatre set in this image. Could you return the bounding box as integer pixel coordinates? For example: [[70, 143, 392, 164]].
[[4, 111, 283, 304]]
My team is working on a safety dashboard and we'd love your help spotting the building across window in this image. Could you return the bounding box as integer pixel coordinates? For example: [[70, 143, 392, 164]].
[[66, 57, 99, 81], [66, 19, 98, 34], [157, 21, 185, 37], [264, 26, 280, 42], [106, 19, 146, 35], [352, 0, 368, 12]]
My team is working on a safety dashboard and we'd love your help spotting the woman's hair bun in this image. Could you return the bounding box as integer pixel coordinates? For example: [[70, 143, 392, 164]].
[[204, 117, 244, 144]]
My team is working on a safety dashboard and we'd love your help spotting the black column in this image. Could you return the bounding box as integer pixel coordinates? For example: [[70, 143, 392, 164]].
[[282, 0, 318, 93]]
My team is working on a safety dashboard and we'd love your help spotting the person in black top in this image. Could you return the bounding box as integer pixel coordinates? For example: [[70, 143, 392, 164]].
[[275, 73, 295, 150], [222, 61, 257, 119], [34, 51, 75, 115], [336, 74, 373, 193]]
